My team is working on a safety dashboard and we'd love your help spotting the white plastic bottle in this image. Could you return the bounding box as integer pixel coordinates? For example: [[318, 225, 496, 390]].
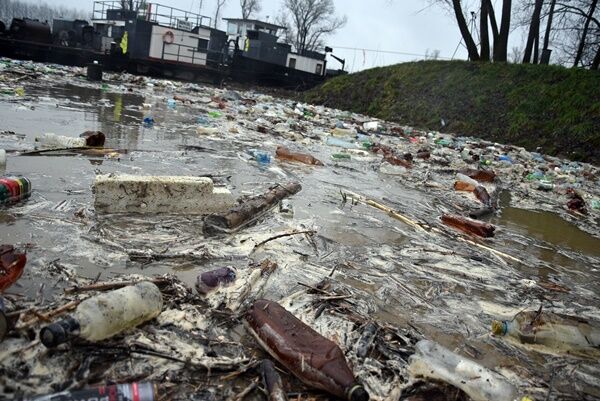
[[408, 340, 518, 401], [40, 281, 163, 347], [492, 310, 600, 350], [35, 133, 86, 149]]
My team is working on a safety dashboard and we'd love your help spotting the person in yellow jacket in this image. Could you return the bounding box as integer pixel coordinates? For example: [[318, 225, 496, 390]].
[[120, 32, 128, 54]]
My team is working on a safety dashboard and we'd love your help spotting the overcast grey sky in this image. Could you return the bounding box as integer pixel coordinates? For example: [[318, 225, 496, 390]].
[[20, 0, 518, 71]]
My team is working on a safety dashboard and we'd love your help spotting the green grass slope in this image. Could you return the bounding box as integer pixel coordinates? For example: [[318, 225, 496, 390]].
[[306, 60, 600, 164]]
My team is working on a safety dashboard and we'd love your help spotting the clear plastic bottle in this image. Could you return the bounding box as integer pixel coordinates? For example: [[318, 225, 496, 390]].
[[491, 310, 600, 350], [456, 173, 480, 187], [408, 340, 518, 401], [40, 282, 163, 347], [35, 133, 86, 149]]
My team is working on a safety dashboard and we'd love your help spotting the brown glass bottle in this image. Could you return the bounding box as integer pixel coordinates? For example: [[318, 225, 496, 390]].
[[246, 299, 369, 401], [441, 214, 495, 237], [276, 146, 323, 166]]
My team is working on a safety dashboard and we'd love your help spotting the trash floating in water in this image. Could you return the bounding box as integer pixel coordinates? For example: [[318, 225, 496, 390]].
[[93, 175, 235, 214], [25, 381, 159, 401], [40, 281, 162, 347], [408, 340, 519, 401], [203, 182, 302, 235], [276, 145, 323, 166], [0, 57, 599, 400], [0, 245, 27, 292], [0, 176, 31, 205], [246, 299, 369, 401], [491, 309, 600, 351], [195, 267, 236, 295]]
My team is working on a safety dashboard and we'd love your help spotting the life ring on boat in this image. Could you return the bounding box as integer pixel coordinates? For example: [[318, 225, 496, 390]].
[[163, 31, 175, 44]]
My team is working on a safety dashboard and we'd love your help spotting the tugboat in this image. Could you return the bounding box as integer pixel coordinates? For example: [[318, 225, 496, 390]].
[[0, 1, 345, 89]]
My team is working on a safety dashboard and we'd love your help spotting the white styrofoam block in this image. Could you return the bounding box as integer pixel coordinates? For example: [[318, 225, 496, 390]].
[[94, 175, 235, 214]]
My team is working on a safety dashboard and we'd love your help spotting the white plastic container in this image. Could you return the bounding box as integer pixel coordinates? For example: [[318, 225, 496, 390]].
[[94, 175, 235, 214], [35, 133, 86, 149], [408, 340, 518, 401], [40, 282, 163, 347]]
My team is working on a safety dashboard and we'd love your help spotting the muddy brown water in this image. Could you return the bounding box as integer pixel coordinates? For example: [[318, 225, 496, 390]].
[[1, 79, 600, 398]]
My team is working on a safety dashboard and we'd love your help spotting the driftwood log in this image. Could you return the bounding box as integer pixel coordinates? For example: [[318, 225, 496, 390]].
[[203, 182, 302, 236]]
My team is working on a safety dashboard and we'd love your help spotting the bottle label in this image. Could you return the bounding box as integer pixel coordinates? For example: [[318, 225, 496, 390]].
[[28, 382, 155, 401]]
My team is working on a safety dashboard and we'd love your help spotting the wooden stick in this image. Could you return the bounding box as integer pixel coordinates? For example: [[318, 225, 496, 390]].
[[343, 190, 426, 232], [253, 230, 316, 251], [228, 378, 259, 401], [16, 300, 80, 329], [64, 277, 169, 294], [342, 190, 525, 264], [19, 147, 124, 156]]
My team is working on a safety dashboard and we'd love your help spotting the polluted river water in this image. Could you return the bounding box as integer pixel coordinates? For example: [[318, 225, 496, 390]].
[[1, 60, 600, 400]]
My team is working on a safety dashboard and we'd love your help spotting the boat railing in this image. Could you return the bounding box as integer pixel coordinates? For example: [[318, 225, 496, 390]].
[[92, 1, 212, 30]]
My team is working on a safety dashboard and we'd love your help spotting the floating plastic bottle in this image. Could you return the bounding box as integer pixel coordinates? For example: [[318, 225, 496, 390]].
[[331, 127, 355, 138], [332, 153, 351, 161], [408, 340, 518, 401], [456, 173, 479, 187], [441, 214, 495, 237], [454, 181, 476, 192], [197, 116, 210, 125], [143, 116, 155, 127], [252, 150, 272, 165], [462, 169, 496, 183], [197, 126, 219, 135], [276, 146, 323, 166], [246, 299, 369, 401], [196, 267, 236, 294], [25, 382, 158, 401], [40, 281, 163, 347], [491, 310, 600, 351], [0, 176, 32, 205], [537, 179, 554, 191], [166, 98, 177, 109], [35, 133, 86, 149], [326, 136, 360, 149]]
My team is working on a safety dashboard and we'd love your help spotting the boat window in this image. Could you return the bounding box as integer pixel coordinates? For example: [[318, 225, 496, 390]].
[[197, 38, 209, 52], [289, 58, 296, 69], [316, 63, 322, 75]]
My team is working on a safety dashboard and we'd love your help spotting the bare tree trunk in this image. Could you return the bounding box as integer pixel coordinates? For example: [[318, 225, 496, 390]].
[[573, 0, 598, 67], [592, 44, 600, 69], [480, 0, 490, 61], [493, 0, 512, 62], [523, 0, 544, 63], [452, 0, 480, 61], [543, 0, 556, 51], [533, 31, 539, 63], [484, 0, 499, 40]]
